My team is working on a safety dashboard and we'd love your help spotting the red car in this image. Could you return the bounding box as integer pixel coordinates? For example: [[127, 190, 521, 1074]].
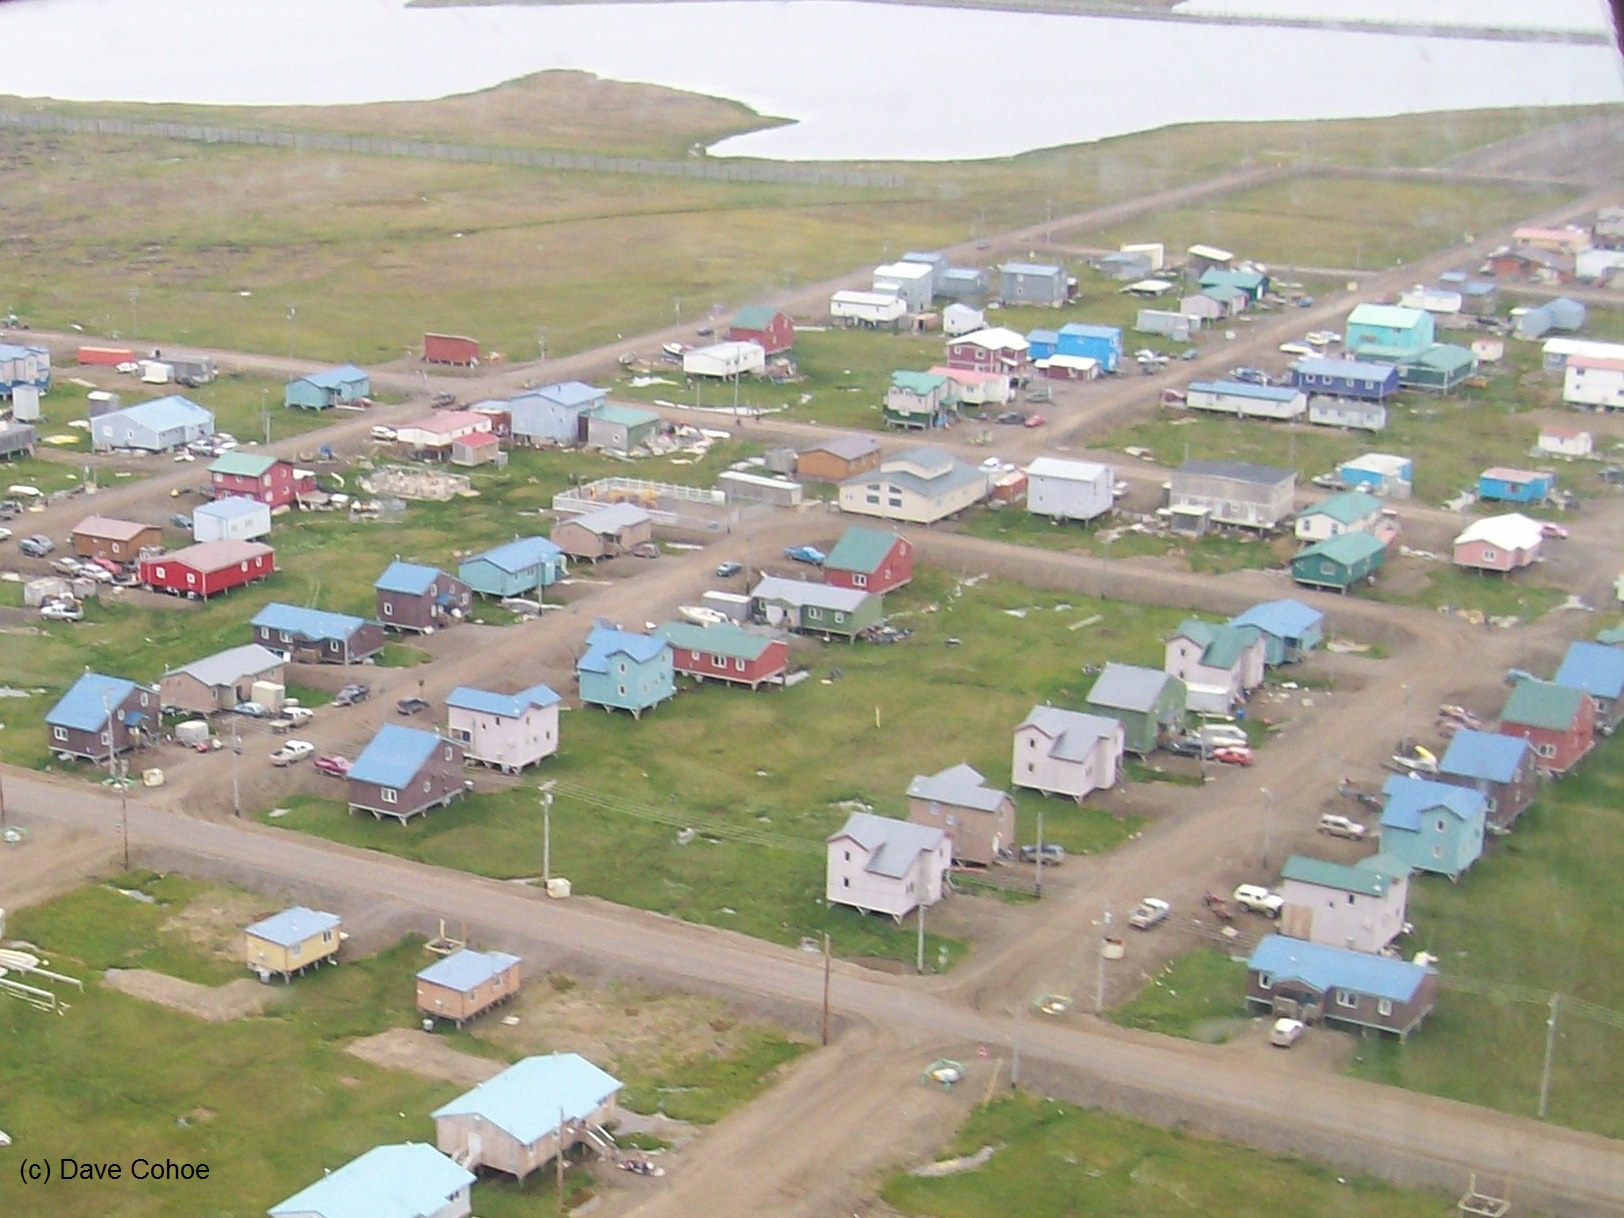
[[1211, 745, 1254, 767], [1023, 414, 1046, 428], [313, 754, 352, 778]]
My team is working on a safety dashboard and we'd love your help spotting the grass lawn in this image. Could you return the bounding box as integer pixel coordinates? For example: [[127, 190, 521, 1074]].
[[1368, 560, 1569, 620], [881, 1093, 1455, 1218], [261, 568, 1160, 960], [957, 503, 1298, 574], [0, 873, 807, 1218], [1110, 948, 1252, 1041]]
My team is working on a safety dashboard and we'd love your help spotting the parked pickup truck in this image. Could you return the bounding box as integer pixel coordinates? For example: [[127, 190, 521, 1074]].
[[1127, 897, 1171, 930], [269, 740, 315, 767], [1232, 884, 1284, 918], [268, 706, 315, 733]]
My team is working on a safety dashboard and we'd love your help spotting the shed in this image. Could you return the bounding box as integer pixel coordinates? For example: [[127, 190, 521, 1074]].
[[1291, 532, 1386, 593], [585, 403, 660, 452], [942, 303, 985, 338], [1536, 424, 1593, 459], [0, 420, 38, 457], [71, 515, 162, 563], [1026, 458, 1113, 523], [192, 496, 272, 543], [433, 1055, 622, 1181], [417, 948, 522, 1028], [1084, 663, 1185, 755], [283, 364, 370, 410], [252, 602, 385, 664], [726, 305, 794, 355], [346, 724, 467, 821], [1245, 936, 1436, 1038], [1338, 453, 1413, 498], [160, 643, 287, 715], [450, 430, 501, 467], [424, 332, 480, 365], [459, 537, 567, 598], [445, 684, 561, 772], [1011, 705, 1124, 802], [268, 1143, 474, 1218], [1499, 679, 1596, 776], [826, 811, 950, 921], [244, 906, 342, 982]]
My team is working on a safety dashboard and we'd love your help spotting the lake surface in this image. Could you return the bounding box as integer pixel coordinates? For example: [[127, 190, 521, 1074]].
[[1173, 0, 1614, 36], [0, 0, 1619, 161]]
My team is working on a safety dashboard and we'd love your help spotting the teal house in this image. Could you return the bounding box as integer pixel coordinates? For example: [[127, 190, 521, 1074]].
[[459, 536, 567, 598], [1291, 532, 1386, 594], [1397, 344, 1478, 394], [283, 364, 371, 410], [1345, 303, 1435, 363], [577, 626, 674, 718], [1379, 775, 1486, 881]]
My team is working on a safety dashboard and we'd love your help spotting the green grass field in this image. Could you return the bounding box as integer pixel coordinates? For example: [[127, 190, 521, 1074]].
[[0, 873, 805, 1218], [881, 1093, 1456, 1218], [261, 567, 1162, 960], [1110, 949, 1252, 1041]]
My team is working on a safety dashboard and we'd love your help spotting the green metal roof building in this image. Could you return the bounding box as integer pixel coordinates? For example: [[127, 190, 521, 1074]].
[[1291, 531, 1386, 593]]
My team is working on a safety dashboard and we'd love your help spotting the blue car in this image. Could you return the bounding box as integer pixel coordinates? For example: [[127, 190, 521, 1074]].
[[784, 545, 825, 566]]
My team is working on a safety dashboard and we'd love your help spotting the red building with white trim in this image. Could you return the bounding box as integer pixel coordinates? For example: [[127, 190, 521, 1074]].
[[822, 526, 913, 594], [726, 306, 795, 356], [140, 540, 277, 599], [208, 452, 314, 509], [654, 621, 787, 690]]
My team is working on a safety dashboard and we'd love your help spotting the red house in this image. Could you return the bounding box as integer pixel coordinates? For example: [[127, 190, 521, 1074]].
[[823, 526, 913, 594], [654, 621, 788, 691], [726, 306, 794, 357], [208, 452, 313, 508], [944, 328, 1030, 379], [424, 333, 480, 366], [1497, 679, 1595, 776], [140, 539, 276, 600]]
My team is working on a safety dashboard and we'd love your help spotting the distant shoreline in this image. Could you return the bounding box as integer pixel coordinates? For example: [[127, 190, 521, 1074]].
[[406, 0, 1613, 47]]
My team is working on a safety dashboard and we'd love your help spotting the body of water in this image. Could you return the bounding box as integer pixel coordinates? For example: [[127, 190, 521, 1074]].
[[0, 0, 1619, 161]]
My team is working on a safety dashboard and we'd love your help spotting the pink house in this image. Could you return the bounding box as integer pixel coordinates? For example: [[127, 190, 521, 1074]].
[[444, 684, 560, 773], [1453, 513, 1543, 573]]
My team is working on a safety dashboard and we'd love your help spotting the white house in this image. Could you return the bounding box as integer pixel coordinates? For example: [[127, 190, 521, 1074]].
[[1026, 457, 1114, 523], [444, 684, 560, 773], [825, 811, 950, 922], [192, 495, 272, 543], [1562, 355, 1624, 410], [1164, 619, 1266, 713], [1536, 424, 1594, 458], [873, 261, 935, 313], [1011, 705, 1124, 802], [942, 303, 985, 338], [1279, 854, 1411, 954], [838, 447, 990, 525], [1293, 490, 1386, 543], [683, 341, 766, 379], [831, 290, 908, 327]]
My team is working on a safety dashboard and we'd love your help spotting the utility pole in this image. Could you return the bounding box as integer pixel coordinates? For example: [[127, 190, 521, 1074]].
[[539, 781, 556, 887], [261, 388, 271, 446], [1034, 806, 1045, 897], [1010, 993, 1024, 1088], [287, 305, 296, 359], [555, 1107, 566, 1215], [1539, 993, 1560, 1119], [119, 760, 130, 871], [128, 287, 139, 342], [231, 723, 242, 818], [820, 932, 831, 1046], [1260, 786, 1274, 871], [916, 902, 926, 974]]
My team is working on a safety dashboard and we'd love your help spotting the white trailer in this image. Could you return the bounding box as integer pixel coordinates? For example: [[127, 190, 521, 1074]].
[[830, 290, 907, 327], [683, 341, 766, 379], [1186, 380, 1307, 421]]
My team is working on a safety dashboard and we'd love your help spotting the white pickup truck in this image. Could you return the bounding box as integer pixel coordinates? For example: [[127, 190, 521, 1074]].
[[1128, 897, 1171, 930]]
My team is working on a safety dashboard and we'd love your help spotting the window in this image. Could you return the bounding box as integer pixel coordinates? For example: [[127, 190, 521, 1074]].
[[853, 573, 867, 587], [290, 942, 301, 957], [928, 801, 940, 818], [1026, 762, 1035, 774], [280, 630, 290, 643], [1377, 998, 1394, 1018], [1346, 893, 1355, 905], [1435, 818, 1446, 832], [1535, 742, 1556, 759], [834, 612, 845, 623], [1432, 845, 1443, 858], [422, 780, 431, 793], [154, 566, 166, 579], [843, 850, 850, 862], [139, 692, 149, 707], [618, 685, 626, 697], [865, 491, 880, 505], [1257, 973, 1272, 990], [1334, 989, 1357, 1009], [53, 726, 68, 742], [807, 606, 822, 620], [100, 731, 111, 745], [382, 603, 393, 617], [382, 788, 398, 804], [713, 654, 725, 669], [187, 572, 196, 585], [444, 747, 454, 761], [1483, 548, 1498, 562], [841, 877, 850, 888], [734, 658, 745, 672]]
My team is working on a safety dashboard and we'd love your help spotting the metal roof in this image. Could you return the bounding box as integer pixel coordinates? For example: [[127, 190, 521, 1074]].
[[445, 684, 561, 717], [654, 620, 776, 662], [1173, 619, 1258, 670], [731, 304, 782, 330], [164, 643, 284, 690], [951, 327, 1028, 350], [1026, 456, 1109, 483], [1247, 935, 1431, 1004], [252, 602, 370, 642], [416, 946, 521, 993], [467, 536, 564, 574], [1554, 640, 1624, 701], [1026, 328, 1059, 346], [1299, 490, 1384, 525], [590, 403, 660, 428], [1501, 678, 1588, 731], [46, 673, 140, 732], [566, 502, 651, 536], [104, 395, 213, 432], [1380, 775, 1486, 830], [72, 515, 153, 542], [1291, 357, 1399, 381], [1296, 532, 1386, 566], [750, 575, 873, 614], [1438, 729, 1530, 784], [827, 811, 946, 879], [999, 261, 1063, 276], [1348, 303, 1429, 330], [1058, 322, 1120, 341], [578, 625, 669, 674], [1228, 598, 1323, 640], [374, 561, 448, 595], [802, 433, 879, 461], [1281, 854, 1406, 897], [1175, 459, 1294, 486], [195, 496, 267, 521], [1018, 705, 1121, 761], [348, 724, 445, 788], [825, 526, 902, 576], [159, 538, 274, 574], [268, 1142, 473, 1218], [1189, 379, 1302, 403], [1454, 513, 1544, 551], [890, 370, 948, 395], [849, 451, 988, 500], [208, 451, 280, 477], [1341, 452, 1411, 476], [530, 380, 605, 409], [431, 1054, 622, 1144], [1087, 662, 1179, 714], [295, 363, 369, 390], [1408, 343, 1476, 372], [246, 905, 341, 948], [906, 763, 1009, 813]]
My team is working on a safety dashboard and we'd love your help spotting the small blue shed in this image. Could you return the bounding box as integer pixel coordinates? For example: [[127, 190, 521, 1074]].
[[1056, 323, 1122, 374], [1025, 328, 1059, 361], [284, 364, 370, 410], [1228, 598, 1325, 665], [1477, 467, 1554, 504], [1338, 453, 1412, 497], [459, 537, 567, 598]]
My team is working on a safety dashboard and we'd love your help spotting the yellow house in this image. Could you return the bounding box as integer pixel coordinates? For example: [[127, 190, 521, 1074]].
[[244, 906, 343, 982]]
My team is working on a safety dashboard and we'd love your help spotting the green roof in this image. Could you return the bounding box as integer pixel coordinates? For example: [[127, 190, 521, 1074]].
[[891, 370, 948, 396], [1173, 618, 1256, 669], [1597, 626, 1624, 646], [732, 305, 780, 331], [208, 451, 279, 477], [825, 526, 901, 575], [1300, 490, 1383, 525], [591, 403, 660, 428], [1281, 854, 1404, 897], [1297, 532, 1386, 566], [654, 620, 774, 662], [1415, 343, 1476, 372], [1502, 678, 1586, 731]]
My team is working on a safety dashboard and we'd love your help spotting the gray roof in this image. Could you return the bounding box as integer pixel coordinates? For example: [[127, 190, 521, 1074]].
[[846, 449, 988, 500], [164, 643, 285, 690], [1176, 459, 1294, 486], [803, 433, 880, 461], [1086, 662, 1176, 714], [567, 501, 651, 536], [828, 811, 946, 879], [906, 762, 1009, 813], [751, 575, 872, 613], [1018, 705, 1121, 761]]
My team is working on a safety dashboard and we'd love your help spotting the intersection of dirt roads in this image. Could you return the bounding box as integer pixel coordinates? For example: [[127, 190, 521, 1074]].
[[4, 115, 1624, 1217]]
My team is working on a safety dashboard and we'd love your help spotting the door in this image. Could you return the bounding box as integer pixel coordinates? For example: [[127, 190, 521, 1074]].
[[1279, 905, 1312, 940]]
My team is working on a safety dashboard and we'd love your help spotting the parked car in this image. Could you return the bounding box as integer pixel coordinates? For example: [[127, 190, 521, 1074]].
[[1162, 736, 1206, 759], [1022, 414, 1046, 428], [269, 739, 315, 767], [18, 535, 54, 557], [333, 682, 371, 707], [1270, 1017, 1306, 1048], [784, 544, 825, 566], [0, 526, 11, 542], [51, 556, 83, 575], [1211, 745, 1254, 766], [39, 600, 84, 622], [1541, 521, 1569, 539], [995, 410, 1025, 425], [1018, 843, 1065, 865], [1232, 884, 1284, 918], [79, 563, 114, 584], [168, 514, 192, 530], [715, 561, 743, 578], [1128, 897, 1172, 930], [370, 424, 398, 441], [313, 754, 352, 778], [1318, 813, 1368, 840], [629, 541, 661, 559], [395, 696, 431, 716], [1229, 366, 1269, 385], [233, 700, 270, 718]]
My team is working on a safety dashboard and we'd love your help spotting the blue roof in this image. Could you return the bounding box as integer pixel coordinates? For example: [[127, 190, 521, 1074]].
[[111, 395, 212, 431], [252, 602, 370, 643], [445, 684, 560, 717], [579, 625, 669, 674], [298, 363, 369, 390], [416, 947, 521, 993], [194, 496, 266, 520], [1438, 729, 1530, 784], [1380, 775, 1486, 830], [469, 536, 563, 574], [1058, 322, 1120, 340], [374, 560, 447, 596], [1190, 379, 1302, 402], [1229, 598, 1323, 639], [431, 1054, 623, 1143], [533, 380, 604, 408], [246, 906, 340, 948], [348, 724, 444, 788], [1026, 328, 1059, 345], [1292, 357, 1398, 381], [268, 1142, 473, 1218], [1247, 935, 1432, 1003], [1554, 640, 1624, 701], [46, 673, 139, 732]]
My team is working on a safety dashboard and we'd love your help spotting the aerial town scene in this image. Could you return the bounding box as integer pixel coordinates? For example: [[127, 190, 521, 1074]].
[[2, 1, 1624, 1216]]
